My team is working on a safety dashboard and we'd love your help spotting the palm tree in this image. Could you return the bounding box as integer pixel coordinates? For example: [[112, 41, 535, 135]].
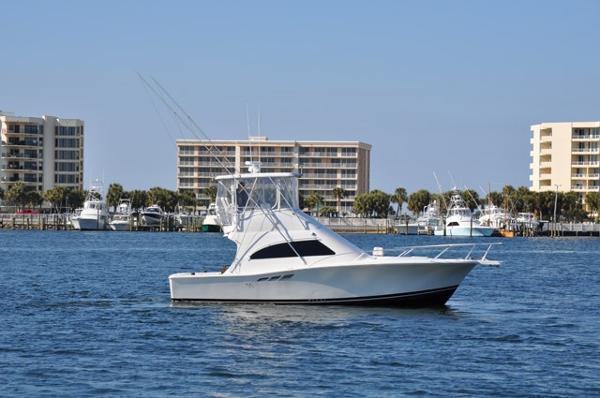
[[391, 187, 407, 217], [332, 187, 346, 215], [306, 192, 324, 215], [106, 183, 124, 212], [204, 186, 217, 203]]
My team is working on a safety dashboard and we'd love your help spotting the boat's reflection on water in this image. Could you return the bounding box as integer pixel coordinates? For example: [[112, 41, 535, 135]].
[[170, 301, 462, 326]]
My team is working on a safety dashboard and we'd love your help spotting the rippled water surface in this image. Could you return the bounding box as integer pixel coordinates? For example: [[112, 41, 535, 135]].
[[1, 231, 599, 397]]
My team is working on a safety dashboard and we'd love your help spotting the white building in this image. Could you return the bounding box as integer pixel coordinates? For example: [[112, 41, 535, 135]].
[[1, 113, 84, 193], [177, 136, 371, 214], [530, 121, 600, 193]]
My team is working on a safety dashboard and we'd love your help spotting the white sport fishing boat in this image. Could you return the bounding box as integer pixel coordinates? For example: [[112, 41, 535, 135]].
[[169, 162, 500, 306], [72, 185, 107, 231], [109, 199, 132, 231], [434, 191, 495, 237]]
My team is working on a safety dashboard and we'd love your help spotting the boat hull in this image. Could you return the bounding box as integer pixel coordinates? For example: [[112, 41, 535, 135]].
[[202, 224, 222, 232], [109, 221, 130, 231], [141, 214, 162, 226], [78, 217, 105, 231], [169, 260, 476, 307], [434, 226, 495, 237]]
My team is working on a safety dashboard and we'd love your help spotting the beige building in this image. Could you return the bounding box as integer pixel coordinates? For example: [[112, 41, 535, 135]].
[[177, 136, 371, 214], [530, 122, 600, 193], [1, 113, 84, 193]]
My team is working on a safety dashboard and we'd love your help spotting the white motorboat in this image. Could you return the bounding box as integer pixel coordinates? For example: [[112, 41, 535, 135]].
[[109, 199, 132, 231], [433, 191, 495, 237], [169, 163, 500, 306], [479, 204, 513, 229], [202, 203, 221, 232], [416, 201, 442, 234], [516, 212, 540, 229], [73, 186, 107, 230], [140, 204, 163, 227], [69, 208, 82, 230]]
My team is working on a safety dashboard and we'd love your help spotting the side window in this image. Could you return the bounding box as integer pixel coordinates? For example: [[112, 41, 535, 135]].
[[250, 240, 335, 260]]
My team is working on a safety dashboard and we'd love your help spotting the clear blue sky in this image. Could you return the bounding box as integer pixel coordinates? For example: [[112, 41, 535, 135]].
[[2, 0, 599, 194]]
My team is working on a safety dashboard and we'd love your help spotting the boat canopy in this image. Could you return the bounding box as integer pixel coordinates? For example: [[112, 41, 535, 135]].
[[215, 172, 300, 228]]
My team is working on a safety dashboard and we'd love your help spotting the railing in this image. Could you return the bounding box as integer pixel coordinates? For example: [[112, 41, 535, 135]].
[[572, 148, 599, 153], [572, 161, 599, 166], [300, 163, 357, 169], [572, 134, 600, 140], [396, 243, 501, 266]]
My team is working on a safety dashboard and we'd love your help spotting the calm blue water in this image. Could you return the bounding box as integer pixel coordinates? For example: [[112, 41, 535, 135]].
[[1, 231, 599, 397]]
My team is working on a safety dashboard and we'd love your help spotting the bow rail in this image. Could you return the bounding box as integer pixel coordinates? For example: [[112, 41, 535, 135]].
[[396, 243, 501, 266]]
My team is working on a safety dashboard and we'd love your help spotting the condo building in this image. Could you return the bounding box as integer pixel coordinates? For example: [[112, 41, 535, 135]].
[[530, 122, 600, 193], [177, 137, 371, 214], [0, 113, 84, 193]]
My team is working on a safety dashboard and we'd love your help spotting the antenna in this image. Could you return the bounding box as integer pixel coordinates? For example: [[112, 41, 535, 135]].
[[257, 105, 261, 163], [433, 171, 448, 211], [246, 104, 252, 163], [447, 171, 457, 190]]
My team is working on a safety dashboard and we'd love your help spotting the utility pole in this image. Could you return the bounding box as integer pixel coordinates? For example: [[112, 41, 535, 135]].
[[553, 184, 560, 237]]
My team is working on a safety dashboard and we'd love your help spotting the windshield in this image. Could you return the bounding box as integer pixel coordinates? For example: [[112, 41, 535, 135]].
[[216, 175, 299, 226]]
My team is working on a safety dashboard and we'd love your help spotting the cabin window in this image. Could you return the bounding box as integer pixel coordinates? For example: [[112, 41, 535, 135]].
[[448, 222, 459, 226], [250, 240, 335, 260]]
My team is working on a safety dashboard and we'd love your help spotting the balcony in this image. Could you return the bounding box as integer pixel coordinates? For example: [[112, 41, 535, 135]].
[[572, 147, 599, 154], [1, 152, 39, 160], [572, 134, 600, 141], [571, 185, 586, 191], [540, 161, 553, 168], [572, 161, 600, 167], [300, 163, 357, 169]]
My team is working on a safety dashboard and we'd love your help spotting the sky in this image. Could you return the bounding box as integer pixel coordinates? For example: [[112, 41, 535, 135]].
[[2, 0, 600, 194]]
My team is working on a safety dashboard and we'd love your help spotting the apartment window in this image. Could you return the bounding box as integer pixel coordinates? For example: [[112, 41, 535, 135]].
[[55, 174, 78, 184], [10, 124, 21, 133], [24, 125, 38, 134], [56, 150, 79, 160], [55, 162, 79, 172], [55, 138, 80, 148]]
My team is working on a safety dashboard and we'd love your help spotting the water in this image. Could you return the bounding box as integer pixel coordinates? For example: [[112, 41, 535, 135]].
[[1, 231, 599, 397]]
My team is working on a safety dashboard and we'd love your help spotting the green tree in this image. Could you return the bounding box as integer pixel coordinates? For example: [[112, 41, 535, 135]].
[[461, 189, 480, 211], [502, 185, 515, 211], [305, 192, 324, 214], [106, 183, 124, 211], [204, 185, 218, 203], [486, 191, 503, 207], [319, 206, 337, 217], [560, 192, 587, 222], [65, 188, 86, 210], [391, 187, 407, 216], [25, 190, 43, 208], [5, 182, 26, 208], [586, 191, 600, 221], [332, 187, 346, 214], [43, 186, 67, 210], [408, 189, 431, 214], [129, 190, 148, 211]]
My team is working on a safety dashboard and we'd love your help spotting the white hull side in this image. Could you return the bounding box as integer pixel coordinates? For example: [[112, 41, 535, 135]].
[[169, 260, 476, 304], [109, 221, 130, 231], [78, 217, 105, 231], [434, 226, 495, 237], [141, 215, 162, 226], [71, 218, 81, 230]]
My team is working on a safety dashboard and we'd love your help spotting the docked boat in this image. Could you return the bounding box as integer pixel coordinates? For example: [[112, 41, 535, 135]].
[[516, 212, 540, 229], [109, 199, 132, 231], [140, 204, 163, 227], [72, 187, 107, 230], [169, 162, 500, 306], [434, 191, 495, 237], [69, 208, 82, 230], [416, 201, 442, 234], [202, 203, 221, 232], [479, 204, 512, 229]]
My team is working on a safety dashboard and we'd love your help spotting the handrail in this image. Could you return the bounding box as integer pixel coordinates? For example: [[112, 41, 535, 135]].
[[396, 243, 502, 265]]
